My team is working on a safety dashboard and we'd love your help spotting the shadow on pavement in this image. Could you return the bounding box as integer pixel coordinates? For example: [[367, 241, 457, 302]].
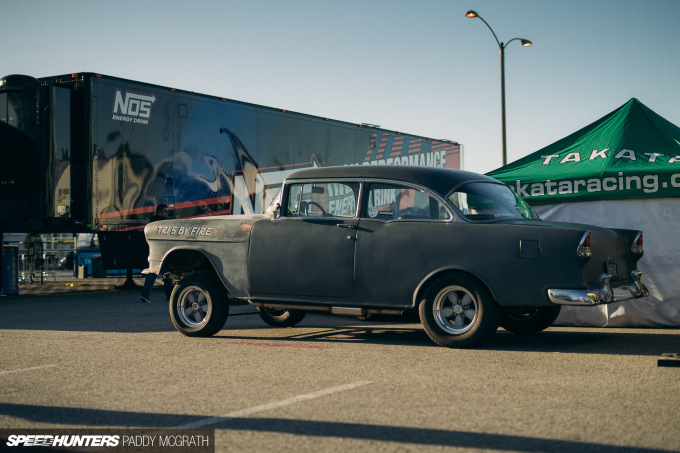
[[0, 403, 673, 453], [1, 291, 678, 356]]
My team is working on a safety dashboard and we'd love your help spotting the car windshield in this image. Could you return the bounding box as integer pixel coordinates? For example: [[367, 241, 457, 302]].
[[448, 182, 538, 221]]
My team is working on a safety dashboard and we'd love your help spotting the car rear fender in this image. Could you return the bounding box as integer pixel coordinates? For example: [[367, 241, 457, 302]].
[[413, 267, 496, 309]]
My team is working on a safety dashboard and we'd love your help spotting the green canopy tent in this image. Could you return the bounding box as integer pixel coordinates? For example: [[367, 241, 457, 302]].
[[488, 98, 680, 327], [488, 98, 680, 204]]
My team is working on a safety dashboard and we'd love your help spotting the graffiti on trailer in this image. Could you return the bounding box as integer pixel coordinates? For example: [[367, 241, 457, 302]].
[[95, 129, 460, 228]]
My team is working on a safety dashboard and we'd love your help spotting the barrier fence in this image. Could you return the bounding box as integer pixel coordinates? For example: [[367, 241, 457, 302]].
[[19, 252, 59, 284]]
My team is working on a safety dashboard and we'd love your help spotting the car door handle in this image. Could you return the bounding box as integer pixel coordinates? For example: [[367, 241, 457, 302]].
[[336, 224, 354, 230]]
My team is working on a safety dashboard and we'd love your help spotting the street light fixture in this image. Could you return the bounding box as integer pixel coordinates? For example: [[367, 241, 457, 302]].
[[465, 10, 532, 166]]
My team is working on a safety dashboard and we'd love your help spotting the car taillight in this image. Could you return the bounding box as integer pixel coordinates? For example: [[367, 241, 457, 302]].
[[632, 232, 643, 254], [577, 231, 591, 257]]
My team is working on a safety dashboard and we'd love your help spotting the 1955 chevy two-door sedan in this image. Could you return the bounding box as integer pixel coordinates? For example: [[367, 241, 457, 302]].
[[144, 166, 648, 348]]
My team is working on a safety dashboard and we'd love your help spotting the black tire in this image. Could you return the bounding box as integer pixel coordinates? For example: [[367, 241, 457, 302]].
[[257, 307, 306, 327], [500, 305, 561, 334], [419, 274, 500, 348], [169, 274, 229, 337]]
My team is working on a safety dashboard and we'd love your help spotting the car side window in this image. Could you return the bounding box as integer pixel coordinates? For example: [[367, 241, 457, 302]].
[[364, 183, 450, 221], [286, 182, 358, 218]]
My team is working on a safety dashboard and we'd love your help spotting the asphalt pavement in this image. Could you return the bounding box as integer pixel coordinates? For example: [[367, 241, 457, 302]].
[[1, 282, 679, 452]]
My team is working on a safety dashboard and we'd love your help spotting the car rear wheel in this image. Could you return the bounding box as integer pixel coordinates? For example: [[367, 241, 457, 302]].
[[500, 306, 561, 334], [170, 274, 229, 337], [419, 274, 500, 348], [257, 307, 306, 327]]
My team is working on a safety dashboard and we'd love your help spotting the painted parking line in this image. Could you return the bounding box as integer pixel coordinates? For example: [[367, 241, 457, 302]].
[[176, 380, 373, 429], [0, 364, 58, 376]]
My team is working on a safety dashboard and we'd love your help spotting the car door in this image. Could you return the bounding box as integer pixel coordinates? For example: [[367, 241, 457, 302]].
[[249, 180, 360, 298], [354, 182, 453, 307]]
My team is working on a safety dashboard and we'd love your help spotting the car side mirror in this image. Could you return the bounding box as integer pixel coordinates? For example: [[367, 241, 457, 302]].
[[272, 203, 281, 219]]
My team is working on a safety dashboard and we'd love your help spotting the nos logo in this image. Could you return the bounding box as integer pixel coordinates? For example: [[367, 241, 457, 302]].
[[113, 89, 156, 119]]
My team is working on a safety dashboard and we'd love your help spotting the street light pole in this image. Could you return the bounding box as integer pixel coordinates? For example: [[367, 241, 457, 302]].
[[465, 10, 531, 166]]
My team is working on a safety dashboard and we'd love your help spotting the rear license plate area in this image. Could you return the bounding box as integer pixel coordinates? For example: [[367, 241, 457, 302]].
[[606, 261, 618, 279]]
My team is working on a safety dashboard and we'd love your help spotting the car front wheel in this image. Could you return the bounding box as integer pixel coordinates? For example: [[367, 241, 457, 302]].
[[170, 274, 229, 337], [500, 306, 561, 334], [257, 307, 306, 327], [419, 274, 500, 348]]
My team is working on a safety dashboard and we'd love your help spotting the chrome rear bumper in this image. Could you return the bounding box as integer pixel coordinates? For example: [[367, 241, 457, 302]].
[[548, 270, 649, 306]]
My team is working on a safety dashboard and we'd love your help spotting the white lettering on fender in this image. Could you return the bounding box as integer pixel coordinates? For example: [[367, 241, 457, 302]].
[[155, 225, 212, 236]]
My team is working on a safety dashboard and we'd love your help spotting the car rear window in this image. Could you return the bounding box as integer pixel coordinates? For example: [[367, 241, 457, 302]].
[[448, 182, 537, 221]]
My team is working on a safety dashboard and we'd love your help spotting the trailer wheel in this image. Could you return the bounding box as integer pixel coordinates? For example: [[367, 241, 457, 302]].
[[419, 274, 500, 348], [257, 307, 306, 327], [500, 306, 561, 334], [170, 274, 229, 337]]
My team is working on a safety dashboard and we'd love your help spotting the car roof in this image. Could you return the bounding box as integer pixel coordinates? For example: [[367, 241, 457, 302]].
[[287, 165, 499, 197]]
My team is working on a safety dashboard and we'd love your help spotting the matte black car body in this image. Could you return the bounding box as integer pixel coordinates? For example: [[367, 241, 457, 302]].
[[145, 166, 648, 347]]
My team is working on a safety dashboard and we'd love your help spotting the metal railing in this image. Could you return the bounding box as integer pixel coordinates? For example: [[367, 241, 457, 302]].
[[19, 253, 59, 284]]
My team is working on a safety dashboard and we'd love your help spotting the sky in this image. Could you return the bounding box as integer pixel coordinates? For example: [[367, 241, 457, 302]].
[[2, 0, 679, 174]]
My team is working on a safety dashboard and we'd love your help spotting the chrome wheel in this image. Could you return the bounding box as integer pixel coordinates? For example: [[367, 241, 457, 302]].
[[169, 274, 229, 337], [177, 285, 211, 328], [433, 285, 478, 335], [419, 274, 499, 348]]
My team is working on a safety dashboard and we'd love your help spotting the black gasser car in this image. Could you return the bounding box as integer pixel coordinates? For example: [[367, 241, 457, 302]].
[[144, 166, 648, 348]]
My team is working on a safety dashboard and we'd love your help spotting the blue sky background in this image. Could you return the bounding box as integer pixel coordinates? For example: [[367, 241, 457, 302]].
[[3, 0, 678, 174]]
